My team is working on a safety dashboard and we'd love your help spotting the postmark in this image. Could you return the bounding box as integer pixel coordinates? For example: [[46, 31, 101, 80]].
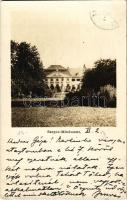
[[90, 9, 119, 30]]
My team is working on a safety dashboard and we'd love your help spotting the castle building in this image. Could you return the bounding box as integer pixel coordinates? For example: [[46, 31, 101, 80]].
[[44, 65, 85, 93]]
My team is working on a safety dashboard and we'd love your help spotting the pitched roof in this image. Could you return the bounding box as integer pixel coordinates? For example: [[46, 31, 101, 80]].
[[46, 71, 70, 78], [46, 65, 66, 71], [45, 65, 83, 77], [69, 68, 83, 77]]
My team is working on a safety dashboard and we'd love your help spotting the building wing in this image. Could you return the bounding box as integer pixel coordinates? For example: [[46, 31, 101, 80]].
[[69, 68, 83, 77]]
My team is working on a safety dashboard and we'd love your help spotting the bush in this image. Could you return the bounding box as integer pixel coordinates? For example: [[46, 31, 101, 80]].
[[64, 85, 116, 108], [100, 84, 116, 107]]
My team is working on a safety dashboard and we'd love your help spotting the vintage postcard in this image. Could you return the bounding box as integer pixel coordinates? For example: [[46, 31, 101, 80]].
[[0, 0, 126, 199]]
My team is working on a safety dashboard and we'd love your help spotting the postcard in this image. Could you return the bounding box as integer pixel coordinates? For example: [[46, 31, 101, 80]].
[[0, 1, 126, 199]]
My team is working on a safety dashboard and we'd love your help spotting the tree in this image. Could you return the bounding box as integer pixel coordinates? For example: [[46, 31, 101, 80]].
[[11, 40, 46, 97], [11, 41, 19, 97], [81, 58, 116, 93], [11, 40, 19, 70]]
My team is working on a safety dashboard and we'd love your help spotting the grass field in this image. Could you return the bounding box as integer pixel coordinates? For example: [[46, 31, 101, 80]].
[[12, 106, 116, 127]]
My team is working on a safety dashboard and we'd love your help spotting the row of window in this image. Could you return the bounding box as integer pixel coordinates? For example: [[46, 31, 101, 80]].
[[45, 78, 81, 82], [50, 84, 81, 90], [72, 78, 81, 81]]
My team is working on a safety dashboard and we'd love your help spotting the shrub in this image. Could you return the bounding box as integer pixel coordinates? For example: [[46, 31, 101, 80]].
[[64, 85, 116, 108], [99, 84, 116, 107]]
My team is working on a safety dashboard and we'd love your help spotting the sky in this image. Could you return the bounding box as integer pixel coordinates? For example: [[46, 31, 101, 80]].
[[7, 1, 126, 69]]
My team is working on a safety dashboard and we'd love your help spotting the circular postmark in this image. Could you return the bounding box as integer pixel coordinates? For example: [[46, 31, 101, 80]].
[[90, 9, 119, 30]]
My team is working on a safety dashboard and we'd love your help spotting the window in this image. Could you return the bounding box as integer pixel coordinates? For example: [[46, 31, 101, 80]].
[[71, 85, 76, 92], [56, 78, 59, 81], [77, 84, 81, 90], [77, 79, 80, 81], [56, 84, 61, 92], [51, 78, 53, 82], [50, 84, 54, 90], [66, 78, 69, 82], [65, 84, 71, 92], [72, 78, 75, 81], [61, 78, 64, 81]]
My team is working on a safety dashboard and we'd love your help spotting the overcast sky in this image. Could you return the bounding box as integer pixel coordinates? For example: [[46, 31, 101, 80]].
[[8, 1, 125, 69]]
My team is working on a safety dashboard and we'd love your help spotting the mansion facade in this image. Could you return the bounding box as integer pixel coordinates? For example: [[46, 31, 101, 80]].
[[44, 65, 85, 93]]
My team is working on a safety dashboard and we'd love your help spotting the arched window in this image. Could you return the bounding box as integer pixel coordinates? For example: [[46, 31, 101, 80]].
[[55, 84, 61, 93], [72, 85, 76, 92], [50, 84, 54, 90], [66, 84, 71, 92], [77, 84, 81, 90]]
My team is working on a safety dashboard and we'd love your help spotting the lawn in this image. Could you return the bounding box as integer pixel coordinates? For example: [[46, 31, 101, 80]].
[[12, 107, 116, 127]]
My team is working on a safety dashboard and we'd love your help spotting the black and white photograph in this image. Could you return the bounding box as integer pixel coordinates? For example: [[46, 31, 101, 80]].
[[10, 1, 118, 127], [1, 1, 126, 199]]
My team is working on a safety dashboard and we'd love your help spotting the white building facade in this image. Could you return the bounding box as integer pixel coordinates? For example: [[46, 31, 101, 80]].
[[44, 65, 85, 93]]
